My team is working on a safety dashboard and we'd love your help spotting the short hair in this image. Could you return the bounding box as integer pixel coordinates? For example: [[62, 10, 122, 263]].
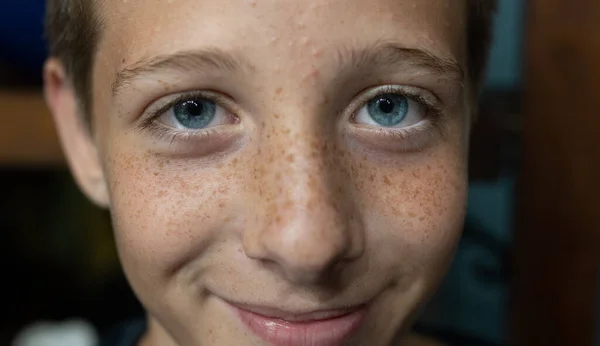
[[46, 0, 497, 119], [46, 0, 98, 118]]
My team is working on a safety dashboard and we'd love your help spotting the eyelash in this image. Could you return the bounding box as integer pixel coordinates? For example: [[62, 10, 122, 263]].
[[352, 85, 442, 120], [137, 91, 234, 143], [137, 85, 445, 144], [349, 85, 445, 138]]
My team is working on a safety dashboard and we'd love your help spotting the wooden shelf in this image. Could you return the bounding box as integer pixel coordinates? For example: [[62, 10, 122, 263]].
[[0, 91, 64, 166]]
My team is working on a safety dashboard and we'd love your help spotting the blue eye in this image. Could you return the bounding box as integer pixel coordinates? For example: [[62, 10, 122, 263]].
[[172, 98, 217, 129], [366, 94, 409, 127]]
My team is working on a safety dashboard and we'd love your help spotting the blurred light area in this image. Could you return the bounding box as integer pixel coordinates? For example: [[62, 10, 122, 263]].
[[11, 319, 98, 346]]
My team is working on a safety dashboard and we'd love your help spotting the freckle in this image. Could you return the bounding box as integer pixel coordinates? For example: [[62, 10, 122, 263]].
[[286, 154, 294, 162], [232, 158, 239, 165], [357, 180, 366, 190], [383, 176, 391, 185], [157, 79, 171, 91], [275, 87, 283, 95]]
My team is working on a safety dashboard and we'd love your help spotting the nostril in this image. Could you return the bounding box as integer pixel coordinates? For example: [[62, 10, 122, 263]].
[[267, 239, 354, 280]]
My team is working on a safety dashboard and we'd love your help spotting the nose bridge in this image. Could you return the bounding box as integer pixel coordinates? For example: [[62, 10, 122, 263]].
[[246, 122, 363, 282]]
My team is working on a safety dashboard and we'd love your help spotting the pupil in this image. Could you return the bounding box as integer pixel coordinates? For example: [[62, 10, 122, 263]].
[[378, 98, 395, 113], [185, 101, 204, 116]]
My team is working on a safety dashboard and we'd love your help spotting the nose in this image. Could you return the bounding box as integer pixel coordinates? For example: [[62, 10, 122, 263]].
[[243, 136, 365, 284]]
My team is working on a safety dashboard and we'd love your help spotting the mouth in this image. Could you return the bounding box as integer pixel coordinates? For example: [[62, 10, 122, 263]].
[[227, 301, 368, 346]]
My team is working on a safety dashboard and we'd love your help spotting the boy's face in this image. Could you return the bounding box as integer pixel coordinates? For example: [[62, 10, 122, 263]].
[[48, 0, 470, 345]]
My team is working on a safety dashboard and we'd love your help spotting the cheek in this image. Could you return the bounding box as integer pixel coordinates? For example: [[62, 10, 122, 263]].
[[351, 145, 468, 269], [104, 149, 244, 277]]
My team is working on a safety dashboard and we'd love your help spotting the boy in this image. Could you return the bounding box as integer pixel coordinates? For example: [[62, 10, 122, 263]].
[[43, 0, 496, 345]]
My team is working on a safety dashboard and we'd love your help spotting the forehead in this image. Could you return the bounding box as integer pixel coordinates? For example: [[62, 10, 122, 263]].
[[95, 0, 467, 76]]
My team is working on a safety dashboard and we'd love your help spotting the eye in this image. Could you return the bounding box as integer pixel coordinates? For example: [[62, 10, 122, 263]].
[[156, 96, 234, 130], [354, 92, 428, 129]]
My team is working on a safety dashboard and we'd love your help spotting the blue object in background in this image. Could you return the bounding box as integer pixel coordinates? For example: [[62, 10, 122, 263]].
[[419, 1, 525, 344], [419, 173, 515, 345], [0, 0, 47, 74], [484, 0, 526, 89]]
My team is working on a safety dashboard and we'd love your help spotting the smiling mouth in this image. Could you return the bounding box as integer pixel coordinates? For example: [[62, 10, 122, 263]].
[[227, 301, 369, 346]]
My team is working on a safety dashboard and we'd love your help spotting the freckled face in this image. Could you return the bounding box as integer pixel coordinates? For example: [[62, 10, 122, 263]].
[[92, 0, 469, 345]]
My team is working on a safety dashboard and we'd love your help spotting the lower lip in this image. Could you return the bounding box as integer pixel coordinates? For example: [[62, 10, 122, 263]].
[[234, 305, 367, 346]]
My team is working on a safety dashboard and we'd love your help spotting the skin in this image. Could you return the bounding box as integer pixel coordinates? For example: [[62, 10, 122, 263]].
[[44, 0, 471, 345]]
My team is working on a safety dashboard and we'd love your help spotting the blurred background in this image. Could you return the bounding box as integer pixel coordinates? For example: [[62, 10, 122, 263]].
[[0, 0, 599, 345]]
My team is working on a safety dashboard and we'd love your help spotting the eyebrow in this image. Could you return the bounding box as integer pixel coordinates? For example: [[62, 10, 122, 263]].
[[338, 41, 464, 82], [112, 48, 245, 96], [112, 42, 463, 97]]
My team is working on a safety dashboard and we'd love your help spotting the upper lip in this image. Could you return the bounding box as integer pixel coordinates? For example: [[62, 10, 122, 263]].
[[229, 302, 368, 322]]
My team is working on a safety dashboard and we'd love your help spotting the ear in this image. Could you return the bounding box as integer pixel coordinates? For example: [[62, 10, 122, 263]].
[[44, 58, 110, 208]]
